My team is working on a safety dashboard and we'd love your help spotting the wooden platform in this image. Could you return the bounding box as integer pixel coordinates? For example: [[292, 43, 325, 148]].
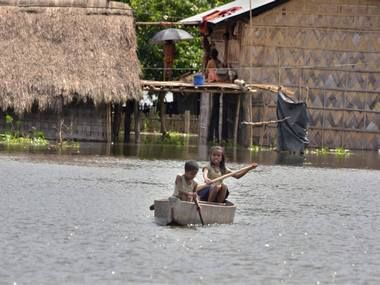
[[141, 80, 254, 94]]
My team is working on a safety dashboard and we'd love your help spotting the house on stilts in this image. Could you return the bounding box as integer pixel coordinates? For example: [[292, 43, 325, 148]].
[[174, 0, 380, 150], [0, 0, 141, 143]]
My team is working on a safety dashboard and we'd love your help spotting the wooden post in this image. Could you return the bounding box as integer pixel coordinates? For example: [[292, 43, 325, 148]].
[[233, 94, 241, 145], [105, 103, 112, 143], [199, 92, 211, 145], [241, 93, 252, 148], [57, 96, 64, 144], [218, 93, 223, 142], [124, 100, 134, 143], [159, 92, 167, 136], [322, 89, 326, 148], [184, 110, 190, 134], [134, 100, 141, 144], [259, 93, 268, 146], [112, 103, 122, 143]]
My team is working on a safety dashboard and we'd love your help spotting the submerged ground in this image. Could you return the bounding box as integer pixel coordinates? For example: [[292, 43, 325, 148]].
[[0, 143, 379, 284]]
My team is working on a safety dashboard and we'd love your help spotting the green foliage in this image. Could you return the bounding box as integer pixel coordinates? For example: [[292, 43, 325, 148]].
[[56, 141, 81, 149], [0, 133, 49, 146], [312, 147, 351, 156], [314, 147, 329, 155], [143, 131, 186, 145], [120, 0, 230, 80], [1, 114, 48, 146], [249, 144, 262, 152], [5, 114, 13, 124], [333, 147, 351, 156]]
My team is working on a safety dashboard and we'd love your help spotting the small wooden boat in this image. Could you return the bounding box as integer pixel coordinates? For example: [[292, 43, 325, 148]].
[[153, 197, 236, 226]]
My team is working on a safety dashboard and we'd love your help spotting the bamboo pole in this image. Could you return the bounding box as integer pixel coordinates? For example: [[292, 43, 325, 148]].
[[233, 94, 241, 145], [159, 92, 167, 136], [106, 103, 112, 143], [184, 110, 190, 134], [241, 116, 290, 126], [199, 92, 211, 145], [134, 100, 141, 144], [218, 93, 223, 142]]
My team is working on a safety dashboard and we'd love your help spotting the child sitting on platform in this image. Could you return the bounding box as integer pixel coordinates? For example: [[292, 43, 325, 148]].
[[172, 160, 210, 201]]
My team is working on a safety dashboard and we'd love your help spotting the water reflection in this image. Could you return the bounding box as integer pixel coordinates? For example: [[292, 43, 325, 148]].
[[0, 139, 379, 170], [0, 140, 379, 284]]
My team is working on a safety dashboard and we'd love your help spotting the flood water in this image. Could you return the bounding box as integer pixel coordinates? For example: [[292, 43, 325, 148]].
[[0, 143, 379, 284]]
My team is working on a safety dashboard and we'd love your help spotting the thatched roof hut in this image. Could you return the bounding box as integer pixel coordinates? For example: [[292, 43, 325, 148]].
[[0, 0, 141, 114]]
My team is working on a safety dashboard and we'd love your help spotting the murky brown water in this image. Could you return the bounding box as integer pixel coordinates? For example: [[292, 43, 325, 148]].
[[0, 143, 379, 284]]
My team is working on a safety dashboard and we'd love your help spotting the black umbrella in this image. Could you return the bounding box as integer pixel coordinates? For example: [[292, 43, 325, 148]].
[[150, 28, 193, 44]]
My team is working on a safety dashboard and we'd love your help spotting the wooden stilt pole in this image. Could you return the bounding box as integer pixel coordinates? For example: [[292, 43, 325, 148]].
[[124, 100, 134, 143], [218, 93, 223, 142], [134, 100, 141, 144], [106, 103, 112, 143], [159, 92, 167, 136], [233, 94, 241, 145], [241, 93, 252, 148], [199, 92, 211, 145], [184, 110, 190, 134]]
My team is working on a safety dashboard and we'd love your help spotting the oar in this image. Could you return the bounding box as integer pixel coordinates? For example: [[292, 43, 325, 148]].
[[193, 186, 204, 225], [209, 163, 257, 184]]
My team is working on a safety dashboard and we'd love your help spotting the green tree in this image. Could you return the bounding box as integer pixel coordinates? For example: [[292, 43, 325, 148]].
[[121, 0, 230, 80]]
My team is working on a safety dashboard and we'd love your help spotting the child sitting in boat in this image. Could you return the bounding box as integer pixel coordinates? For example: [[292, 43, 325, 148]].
[[172, 160, 209, 201], [199, 146, 257, 203]]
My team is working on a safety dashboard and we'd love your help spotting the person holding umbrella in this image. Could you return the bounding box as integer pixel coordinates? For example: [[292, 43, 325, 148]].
[[150, 28, 193, 81], [163, 40, 175, 81]]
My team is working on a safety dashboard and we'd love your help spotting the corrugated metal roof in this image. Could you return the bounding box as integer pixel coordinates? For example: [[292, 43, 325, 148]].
[[180, 0, 280, 25]]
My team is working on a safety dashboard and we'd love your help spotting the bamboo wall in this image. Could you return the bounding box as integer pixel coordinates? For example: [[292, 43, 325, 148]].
[[139, 113, 199, 134], [230, 0, 380, 150], [0, 102, 108, 141]]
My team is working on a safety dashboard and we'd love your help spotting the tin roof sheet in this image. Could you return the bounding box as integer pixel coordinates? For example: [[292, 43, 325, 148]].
[[180, 0, 279, 25]]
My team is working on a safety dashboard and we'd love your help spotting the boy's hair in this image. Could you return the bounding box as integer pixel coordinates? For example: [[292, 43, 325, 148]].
[[184, 160, 199, 172]]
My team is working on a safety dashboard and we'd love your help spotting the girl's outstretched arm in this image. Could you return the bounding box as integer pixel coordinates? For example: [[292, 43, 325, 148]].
[[232, 163, 258, 179]]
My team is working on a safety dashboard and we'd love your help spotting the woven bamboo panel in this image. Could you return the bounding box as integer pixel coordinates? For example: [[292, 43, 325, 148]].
[[248, 46, 278, 66], [255, 10, 380, 31], [248, 26, 380, 53], [326, 110, 345, 128], [308, 109, 324, 128], [324, 90, 345, 108], [2, 103, 109, 141], [368, 73, 380, 91], [280, 68, 301, 87], [367, 93, 380, 111], [277, 47, 304, 66], [251, 67, 278, 85], [252, 125, 277, 146], [227, 39, 241, 64], [225, 0, 380, 149], [342, 131, 378, 149], [344, 110, 365, 129], [344, 91, 365, 109], [364, 112, 380, 131]]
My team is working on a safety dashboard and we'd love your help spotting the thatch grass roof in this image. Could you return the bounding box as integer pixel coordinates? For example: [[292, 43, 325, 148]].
[[0, 0, 141, 114]]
